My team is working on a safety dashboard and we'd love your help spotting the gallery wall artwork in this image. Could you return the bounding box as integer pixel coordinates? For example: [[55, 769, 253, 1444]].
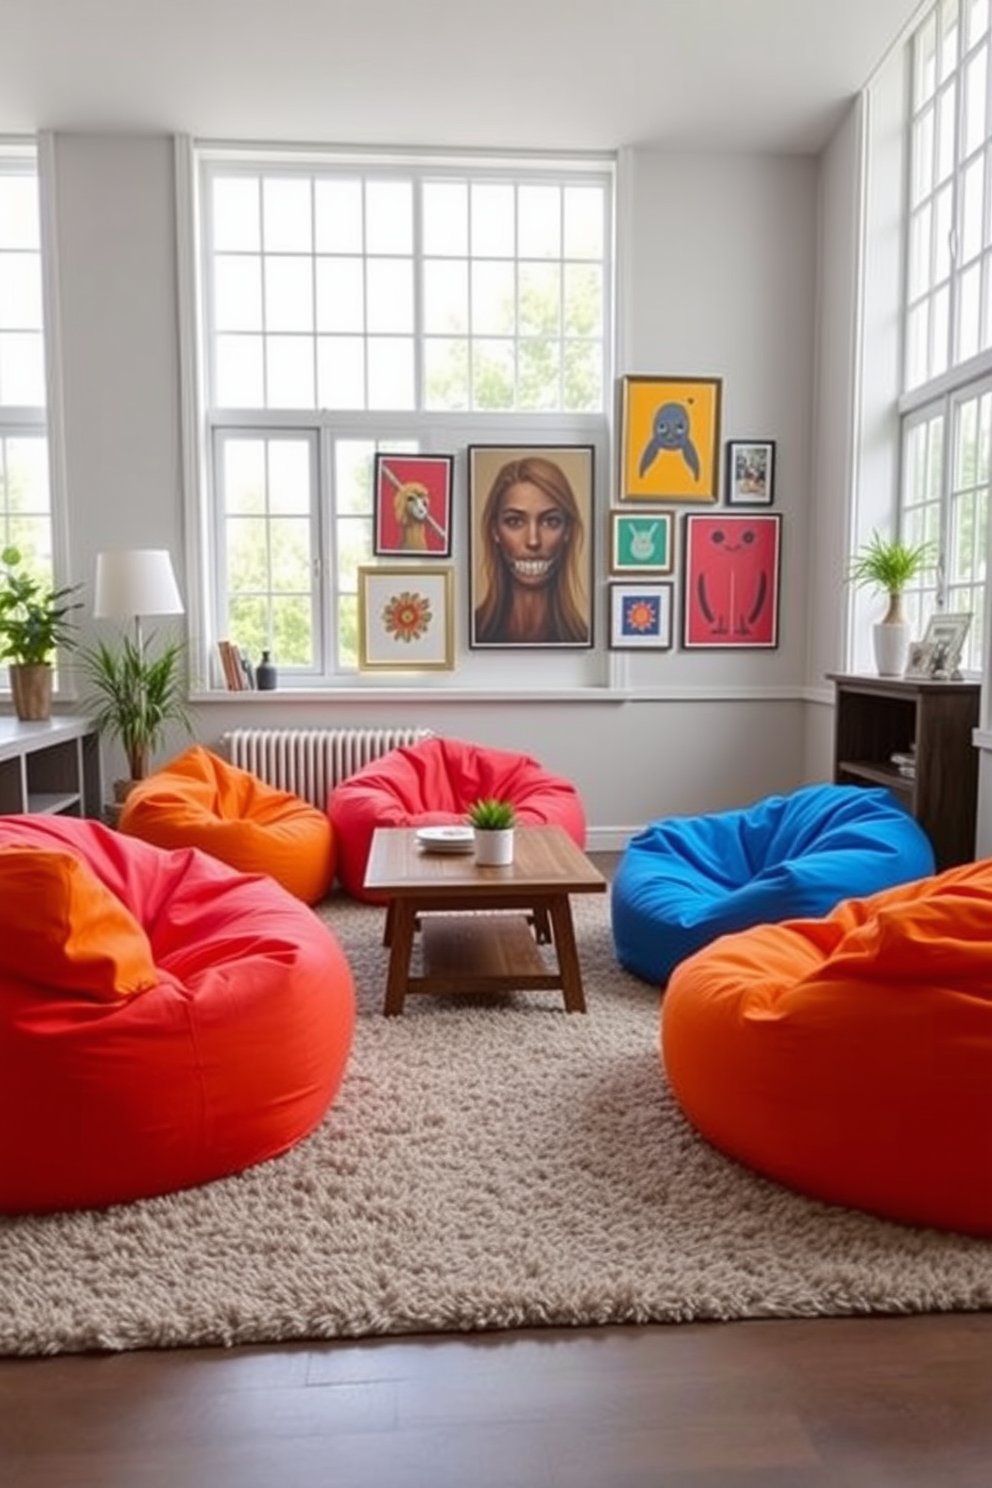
[[357, 565, 454, 670], [618, 374, 722, 503], [682, 513, 782, 649], [373, 454, 454, 556], [467, 444, 595, 649]]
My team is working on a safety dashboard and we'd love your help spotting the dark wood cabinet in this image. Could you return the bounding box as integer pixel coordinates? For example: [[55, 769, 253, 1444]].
[[827, 672, 980, 871]]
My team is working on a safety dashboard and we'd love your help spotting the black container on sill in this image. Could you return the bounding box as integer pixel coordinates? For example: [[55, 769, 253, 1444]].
[[257, 650, 278, 690]]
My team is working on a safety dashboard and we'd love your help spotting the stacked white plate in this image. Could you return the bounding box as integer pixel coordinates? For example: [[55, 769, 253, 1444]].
[[415, 825, 476, 854]]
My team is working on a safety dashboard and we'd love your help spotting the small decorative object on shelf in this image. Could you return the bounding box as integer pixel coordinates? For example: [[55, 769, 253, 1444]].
[[256, 650, 277, 690], [466, 797, 516, 866]]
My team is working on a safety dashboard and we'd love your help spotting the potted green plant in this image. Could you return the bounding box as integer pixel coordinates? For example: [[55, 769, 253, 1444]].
[[0, 545, 83, 720], [79, 631, 194, 792], [849, 530, 934, 677], [467, 796, 517, 866]]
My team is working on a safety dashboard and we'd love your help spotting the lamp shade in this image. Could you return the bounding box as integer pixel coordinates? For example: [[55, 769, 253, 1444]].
[[93, 549, 184, 620]]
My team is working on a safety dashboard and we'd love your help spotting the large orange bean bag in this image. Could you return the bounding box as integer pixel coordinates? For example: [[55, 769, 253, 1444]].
[[662, 860, 992, 1236], [328, 735, 586, 901], [119, 744, 334, 904], [0, 814, 355, 1214]]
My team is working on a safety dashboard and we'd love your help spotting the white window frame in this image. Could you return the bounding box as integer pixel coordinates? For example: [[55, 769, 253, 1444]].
[[178, 141, 615, 695], [0, 136, 71, 696], [898, 0, 992, 676]]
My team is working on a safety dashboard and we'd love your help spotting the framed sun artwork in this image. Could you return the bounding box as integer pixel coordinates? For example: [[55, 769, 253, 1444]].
[[608, 582, 674, 649], [357, 566, 454, 670]]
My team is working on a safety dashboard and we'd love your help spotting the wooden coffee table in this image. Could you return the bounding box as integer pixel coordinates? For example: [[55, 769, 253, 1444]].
[[363, 825, 607, 1016]]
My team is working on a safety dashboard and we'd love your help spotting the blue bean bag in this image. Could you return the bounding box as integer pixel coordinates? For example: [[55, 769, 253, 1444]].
[[611, 783, 936, 986]]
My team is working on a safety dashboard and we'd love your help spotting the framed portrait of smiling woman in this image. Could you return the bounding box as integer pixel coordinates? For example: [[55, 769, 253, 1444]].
[[468, 444, 595, 649]]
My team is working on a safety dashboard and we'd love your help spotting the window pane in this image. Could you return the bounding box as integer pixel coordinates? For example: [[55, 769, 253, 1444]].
[[937, 82, 958, 182], [472, 339, 515, 408], [262, 178, 312, 252], [0, 331, 45, 404], [264, 256, 313, 331], [964, 45, 989, 156], [518, 338, 560, 410], [471, 184, 515, 256], [423, 259, 468, 333], [563, 186, 604, 259], [424, 337, 469, 409], [316, 258, 364, 332], [564, 263, 603, 336], [968, 0, 990, 47], [0, 252, 42, 328], [366, 259, 413, 333], [563, 341, 602, 412], [519, 262, 560, 336], [268, 439, 311, 513], [912, 106, 935, 204], [215, 334, 264, 405], [518, 185, 561, 258], [0, 176, 41, 249], [958, 260, 981, 360], [213, 255, 262, 331], [317, 336, 365, 408], [915, 12, 938, 105], [4, 436, 49, 513], [265, 335, 315, 408], [423, 181, 467, 255], [471, 260, 515, 335], [222, 439, 266, 513], [932, 283, 951, 374], [314, 179, 363, 253], [335, 440, 375, 515], [212, 178, 260, 251], [367, 336, 414, 408], [365, 181, 412, 254], [961, 155, 985, 260]]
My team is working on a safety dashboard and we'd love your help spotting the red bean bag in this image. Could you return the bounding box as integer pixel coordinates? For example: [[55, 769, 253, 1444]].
[[662, 860, 992, 1236], [329, 735, 586, 902], [0, 814, 355, 1214], [119, 744, 334, 904]]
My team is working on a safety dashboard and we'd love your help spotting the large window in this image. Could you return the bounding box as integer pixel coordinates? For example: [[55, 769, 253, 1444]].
[[194, 150, 613, 683], [0, 145, 56, 668], [900, 0, 992, 669]]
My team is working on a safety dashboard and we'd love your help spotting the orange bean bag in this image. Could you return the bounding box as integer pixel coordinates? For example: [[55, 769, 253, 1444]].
[[0, 814, 355, 1214], [662, 861, 992, 1237], [328, 735, 586, 901], [119, 744, 334, 904]]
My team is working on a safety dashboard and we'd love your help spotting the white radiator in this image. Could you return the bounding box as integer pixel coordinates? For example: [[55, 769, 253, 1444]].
[[222, 726, 434, 807]]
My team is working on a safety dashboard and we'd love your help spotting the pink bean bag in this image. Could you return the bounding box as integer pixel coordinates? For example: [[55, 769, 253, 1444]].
[[329, 735, 586, 901], [0, 814, 355, 1214]]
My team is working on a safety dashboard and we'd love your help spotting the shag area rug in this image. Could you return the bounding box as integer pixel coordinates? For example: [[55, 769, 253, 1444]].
[[2, 881, 992, 1357]]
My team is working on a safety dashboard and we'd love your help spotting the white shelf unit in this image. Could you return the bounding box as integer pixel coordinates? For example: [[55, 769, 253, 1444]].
[[0, 716, 102, 818]]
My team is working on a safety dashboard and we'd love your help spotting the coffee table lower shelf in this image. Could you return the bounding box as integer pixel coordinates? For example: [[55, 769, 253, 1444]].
[[416, 913, 561, 997]]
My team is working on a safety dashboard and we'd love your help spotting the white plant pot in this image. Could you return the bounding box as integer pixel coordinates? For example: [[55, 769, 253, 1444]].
[[474, 828, 514, 866], [872, 620, 910, 678]]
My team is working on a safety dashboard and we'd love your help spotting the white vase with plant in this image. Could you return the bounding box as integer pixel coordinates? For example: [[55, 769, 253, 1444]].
[[467, 797, 517, 866], [849, 531, 934, 677]]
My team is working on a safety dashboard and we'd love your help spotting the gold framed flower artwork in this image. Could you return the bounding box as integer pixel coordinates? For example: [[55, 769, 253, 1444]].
[[357, 566, 454, 671]]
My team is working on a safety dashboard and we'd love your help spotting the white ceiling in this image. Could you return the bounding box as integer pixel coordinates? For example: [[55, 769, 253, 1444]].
[[0, 0, 925, 154]]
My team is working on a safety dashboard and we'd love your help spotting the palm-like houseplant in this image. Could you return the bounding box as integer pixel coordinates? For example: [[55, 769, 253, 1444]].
[[0, 544, 82, 720], [848, 531, 934, 624], [80, 631, 193, 785]]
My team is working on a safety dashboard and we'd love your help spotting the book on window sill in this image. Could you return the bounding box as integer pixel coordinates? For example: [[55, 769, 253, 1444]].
[[217, 639, 244, 691]]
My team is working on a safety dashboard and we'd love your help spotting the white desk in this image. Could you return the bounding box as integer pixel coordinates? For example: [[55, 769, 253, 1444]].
[[0, 715, 102, 817]]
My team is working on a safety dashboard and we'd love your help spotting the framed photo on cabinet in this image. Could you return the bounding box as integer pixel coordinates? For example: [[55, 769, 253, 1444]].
[[681, 512, 782, 649]]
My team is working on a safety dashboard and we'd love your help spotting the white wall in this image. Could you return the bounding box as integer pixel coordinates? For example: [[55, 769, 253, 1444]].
[[43, 132, 827, 842]]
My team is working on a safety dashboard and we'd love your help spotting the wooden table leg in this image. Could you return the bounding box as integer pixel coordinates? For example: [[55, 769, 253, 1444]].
[[383, 899, 417, 1017], [548, 895, 586, 1013]]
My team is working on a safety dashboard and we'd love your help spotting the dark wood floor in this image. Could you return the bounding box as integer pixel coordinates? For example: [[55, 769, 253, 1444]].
[[3, 1312, 992, 1487]]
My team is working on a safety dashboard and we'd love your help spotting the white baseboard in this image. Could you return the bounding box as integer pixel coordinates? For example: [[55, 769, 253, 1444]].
[[586, 825, 640, 852]]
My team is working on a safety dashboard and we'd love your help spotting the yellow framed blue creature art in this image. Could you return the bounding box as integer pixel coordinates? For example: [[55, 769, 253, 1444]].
[[618, 374, 722, 503]]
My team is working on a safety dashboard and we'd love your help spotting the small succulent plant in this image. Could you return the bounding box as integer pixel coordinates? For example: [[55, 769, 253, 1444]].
[[466, 797, 516, 830]]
